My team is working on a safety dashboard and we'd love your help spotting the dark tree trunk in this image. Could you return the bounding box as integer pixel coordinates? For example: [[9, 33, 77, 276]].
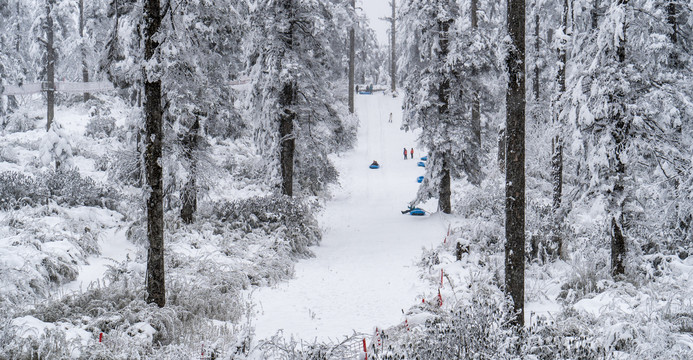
[[348, 0, 355, 113], [180, 117, 200, 224], [667, 0, 677, 44], [498, 128, 506, 172], [471, 0, 481, 186], [437, 18, 452, 214], [390, 0, 396, 93], [533, 13, 540, 101], [279, 84, 296, 197], [45, 0, 55, 131], [439, 160, 452, 214], [16, 2, 21, 53], [667, 0, 679, 66], [550, 0, 569, 259], [279, 3, 297, 197], [505, 0, 526, 328], [591, 0, 600, 30], [144, 0, 165, 307], [611, 0, 629, 278], [79, 0, 89, 102]]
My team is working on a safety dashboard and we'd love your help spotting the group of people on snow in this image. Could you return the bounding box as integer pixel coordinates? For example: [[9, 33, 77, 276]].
[[403, 147, 414, 160]]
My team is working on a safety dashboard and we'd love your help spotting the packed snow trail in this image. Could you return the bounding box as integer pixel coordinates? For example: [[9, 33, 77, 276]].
[[252, 93, 446, 341]]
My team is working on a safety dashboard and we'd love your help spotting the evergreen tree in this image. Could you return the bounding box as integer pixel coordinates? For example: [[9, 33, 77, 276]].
[[246, 0, 356, 197], [562, 0, 693, 276]]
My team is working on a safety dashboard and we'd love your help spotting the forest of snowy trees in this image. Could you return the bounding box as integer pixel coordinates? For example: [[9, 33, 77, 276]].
[[1, 0, 692, 358]]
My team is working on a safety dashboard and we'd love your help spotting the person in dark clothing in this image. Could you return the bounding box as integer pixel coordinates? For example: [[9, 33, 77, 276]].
[[403, 147, 408, 160], [410, 148, 414, 159]]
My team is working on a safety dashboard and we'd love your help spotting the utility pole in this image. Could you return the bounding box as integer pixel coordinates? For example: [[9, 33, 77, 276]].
[[348, 0, 355, 113], [390, 0, 396, 93]]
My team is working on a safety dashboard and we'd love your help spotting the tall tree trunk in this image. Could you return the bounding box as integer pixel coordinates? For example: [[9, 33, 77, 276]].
[[279, 3, 296, 197], [348, 0, 355, 113], [390, 0, 396, 93], [667, 0, 677, 44], [79, 0, 89, 102], [180, 117, 200, 224], [533, 13, 540, 101], [471, 0, 481, 186], [15, 1, 21, 53], [611, 0, 628, 278], [438, 18, 452, 214], [550, 0, 569, 259], [144, 0, 165, 307], [498, 128, 506, 172], [591, 0, 600, 30], [279, 83, 296, 197], [439, 161, 452, 213], [45, 0, 55, 131], [505, 0, 526, 328]]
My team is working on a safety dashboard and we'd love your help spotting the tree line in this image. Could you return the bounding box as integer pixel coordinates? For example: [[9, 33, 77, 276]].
[[399, 0, 692, 328]]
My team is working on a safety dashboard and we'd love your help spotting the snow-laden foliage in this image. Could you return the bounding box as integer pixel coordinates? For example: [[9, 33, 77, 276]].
[[561, 0, 693, 266], [399, 0, 502, 207], [245, 0, 357, 196]]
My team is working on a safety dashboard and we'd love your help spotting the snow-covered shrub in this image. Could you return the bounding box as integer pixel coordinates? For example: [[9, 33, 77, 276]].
[[211, 195, 321, 258], [0, 146, 19, 164], [39, 122, 73, 168], [44, 168, 118, 209], [1, 110, 37, 133], [0, 172, 48, 209], [557, 251, 611, 304], [108, 149, 142, 187], [84, 110, 116, 139], [2, 259, 252, 359]]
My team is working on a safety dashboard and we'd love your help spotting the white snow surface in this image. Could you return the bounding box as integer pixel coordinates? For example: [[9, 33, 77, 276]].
[[251, 93, 446, 341]]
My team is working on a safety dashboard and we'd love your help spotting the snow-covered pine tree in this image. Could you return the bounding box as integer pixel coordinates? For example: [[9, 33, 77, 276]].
[[354, 14, 382, 85], [401, 0, 492, 212], [158, 0, 244, 223], [246, 0, 356, 197], [562, 0, 693, 276]]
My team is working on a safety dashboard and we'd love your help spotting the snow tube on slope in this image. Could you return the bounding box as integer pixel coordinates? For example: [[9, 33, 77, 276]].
[[410, 208, 426, 216], [420, 156, 428, 161], [369, 164, 380, 169], [417, 176, 424, 183], [417, 161, 426, 167], [358, 91, 372, 95]]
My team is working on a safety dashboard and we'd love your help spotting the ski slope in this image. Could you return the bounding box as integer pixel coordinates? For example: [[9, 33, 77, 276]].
[[251, 93, 446, 342]]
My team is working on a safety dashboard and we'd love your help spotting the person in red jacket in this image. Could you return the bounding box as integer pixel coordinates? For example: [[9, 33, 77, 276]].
[[403, 147, 408, 160], [410, 148, 414, 159]]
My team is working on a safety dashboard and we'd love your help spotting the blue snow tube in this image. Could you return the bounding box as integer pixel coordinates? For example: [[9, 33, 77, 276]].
[[417, 161, 426, 167], [417, 176, 424, 183], [410, 208, 426, 216], [369, 164, 380, 169], [420, 156, 428, 161], [358, 91, 372, 95]]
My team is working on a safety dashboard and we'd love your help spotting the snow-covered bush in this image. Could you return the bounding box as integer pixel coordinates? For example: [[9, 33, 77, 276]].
[[211, 195, 321, 258], [84, 109, 116, 139], [0, 146, 19, 164], [44, 168, 118, 209], [0, 169, 118, 210], [1, 110, 37, 133], [39, 122, 73, 169], [108, 148, 142, 187], [0, 172, 47, 209]]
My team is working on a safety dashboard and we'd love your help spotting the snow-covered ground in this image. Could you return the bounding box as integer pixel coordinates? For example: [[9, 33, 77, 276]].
[[251, 93, 446, 341]]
